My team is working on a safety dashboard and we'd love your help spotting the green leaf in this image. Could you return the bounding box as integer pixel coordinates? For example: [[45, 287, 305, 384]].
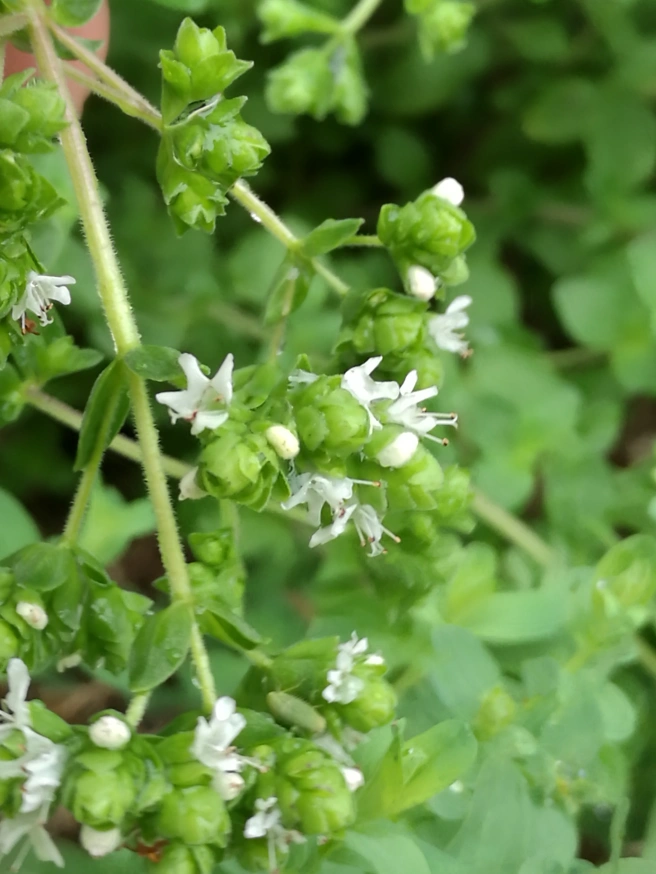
[[12, 542, 75, 592], [430, 624, 500, 719], [79, 482, 156, 565], [345, 824, 432, 874], [202, 602, 264, 651], [123, 345, 183, 382], [457, 587, 567, 644], [263, 254, 313, 326], [628, 230, 656, 330], [128, 602, 193, 693], [301, 218, 364, 257], [522, 77, 596, 143], [259, 0, 341, 43], [0, 488, 39, 561], [74, 361, 130, 472], [51, 0, 103, 27]]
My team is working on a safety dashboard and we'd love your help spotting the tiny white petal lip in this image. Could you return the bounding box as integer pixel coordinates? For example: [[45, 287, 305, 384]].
[[428, 295, 472, 357], [341, 356, 400, 432], [11, 272, 76, 332], [407, 265, 437, 301], [155, 352, 234, 435]]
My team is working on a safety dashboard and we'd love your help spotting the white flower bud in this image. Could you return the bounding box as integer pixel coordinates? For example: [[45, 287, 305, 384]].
[[214, 770, 245, 801], [80, 825, 122, 858], [376, 432, 419, 468], [57, 653, 82, 672], [431, 177, 465, 206], [16, 601, 48, 630], [265, 424, 300, 460], [407, 265, 437, 301], [342, 766, 365, 792], [89, 715, 131, 751], [179, 466, 208, 501]]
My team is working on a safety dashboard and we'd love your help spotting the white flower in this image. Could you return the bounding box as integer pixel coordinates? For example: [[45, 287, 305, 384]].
[[80, 825, 122, 858], [89, 715, 131, 751], [244, 797, 282, 840], [155, 352, 234, 435], [407, 265, 438, 301], [431, 177, 465, 206], [178, 467, 208, 501], [56, 653, 82, 673], [336, 633, 370, 672], [0, 807, 64, 869], [282, 473, 355, 527], [342, 766, 365, 792], [322, 669, 365, 705], [387, 370, 457, 442], [265, 425, 300, 460], [11, 272, 75, 332], [322, 633, 385, 704], [428, 295, 472, 356], [376, 431, 419, 468], [288, 369, 319, 387], [192, 697, 248, 801], [310, 502, 399, 557], [0, 661, 67, 870], [341, 357, 400, 432], [16, 602, 48, 631]]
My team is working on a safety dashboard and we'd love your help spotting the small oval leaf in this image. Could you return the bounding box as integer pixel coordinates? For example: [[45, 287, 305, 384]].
[[74, 361, 130, 471], [128, 602, 193, 693]]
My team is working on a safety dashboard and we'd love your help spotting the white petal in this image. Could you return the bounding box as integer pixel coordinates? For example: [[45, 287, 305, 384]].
[[446, 295, 472, 313], [5, 658, 31, 726], [179, 467, 208, 501], [47, 286, 71, 307], [432, 177, 464, 206], [210, 353, 234, 405], [178, 353, 211, 401], [191, 409, 229, 435], [342, 766, 365, 792], [407, 265, 437, 301]]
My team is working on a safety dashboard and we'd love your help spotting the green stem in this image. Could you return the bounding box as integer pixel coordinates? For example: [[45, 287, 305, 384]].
[[64, 64, 160, 125], [48, 20, 162, 130], [0, 12, 27, 38], [342, 0, 384, 34], [63, 460, 99, 543], [125, 692, 151, 729], [471, 488, 555, 567], [26, 1, 215, 712], [343, 234, 384, 247]]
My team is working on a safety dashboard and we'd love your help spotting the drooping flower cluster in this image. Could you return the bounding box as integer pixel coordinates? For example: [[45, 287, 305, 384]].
[[0, 660, 67, 869]]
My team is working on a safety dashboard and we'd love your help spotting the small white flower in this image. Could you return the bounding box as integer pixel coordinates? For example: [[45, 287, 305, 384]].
[[192, 697, 248, 801], [155, 352, 233, 435], [336, 633, 370, 672], [407, 265, 438, 301], [16, 602, 48, 631], [322, 669, 365, 705], [428, 295, 472, 357], [431, 177, 465, 206], [387, 370, 457, 442], [89, 715, 131, 751], [282, 473, 355, 527], [266, 425, 300, 460], [0, 807, 64, 868], [376, 431, 419, 468], [244, 797, 282, 840], [80, 825, 122, 858], [11, 272, 75, 332], [310, 503, 399, 557], [0, 658, 32, 735], [342, 766, 365, 792], [341, 357, 400, 432], [178, 466, 208, 501], [322, 633, 385, 704], [20, 742, 66, 813]]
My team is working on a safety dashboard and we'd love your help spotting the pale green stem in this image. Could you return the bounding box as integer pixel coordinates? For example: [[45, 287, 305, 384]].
[[342, 0, 384, 34], [125, 692, 151, 729], [0, 39, 5, 82], [343, 234, 384, 247], [25, 1, 215, 712], [64, 64, 160, 125], [63, 461, 99, 543], [471, 488, 555, 567]]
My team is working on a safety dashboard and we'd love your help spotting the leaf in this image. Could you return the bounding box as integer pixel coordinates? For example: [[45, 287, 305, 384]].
[[12, 542, 75, 592], [201, 602, 264, 651], [263, 254, 313, 326], [79, 482, 156, 565], [628, 230, 656, 331], [522, 77, 597, 143], [457, 587, 567, 644], [123, 345, 183, 382], [345, 825, 432, 874], [301, 218, 364, 257], [128, 602, 193, 693], [51, 0, 103, 26], [74, 361, 130, 471], [0, 489, 39, 561], [430, 624, 500, 719]]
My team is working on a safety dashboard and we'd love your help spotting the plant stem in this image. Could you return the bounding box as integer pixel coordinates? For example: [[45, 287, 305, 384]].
[[125, 692, 151, 729], [63, 459, 98, 543], [342, 0, 384, 34], [64, 64, 160, 125], [49, 20, 162, 130], [471, 488, 555, 567], [343, 234, 384, 247], [0, 12, 27, 38], [26, 0, 215, 711]]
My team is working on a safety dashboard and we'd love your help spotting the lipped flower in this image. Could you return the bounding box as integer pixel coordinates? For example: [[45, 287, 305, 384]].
[[0, 660, 68, 869], [431, 176, 465, 206], [281, 473, 355, 526], [244, 797, 304, 868], [428, 295, 472, 356], [178, 466, 208, 501], [386, 370, 457, 442], [155, 352, 234, 435], [341, 357, 400, 432], [322, 634, 385, 703], [192, 697, 249, 800], [11, 272, 75, 333]]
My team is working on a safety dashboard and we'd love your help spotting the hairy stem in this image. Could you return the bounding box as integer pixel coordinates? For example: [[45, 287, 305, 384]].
[[342, 0, 384, 34], [26, 1, 215, 711], [471, 488, 555, 567], [343, 234, 384, 247], [125, 692, 151, 729]]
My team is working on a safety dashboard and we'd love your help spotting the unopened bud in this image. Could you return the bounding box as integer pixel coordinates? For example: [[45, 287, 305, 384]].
[[407, 265, 437, 301], [432, 176, 464, 206], [265, 424, 300, 460], [214, 769, 245, 801], [80, 825, 123, 858], [376, 432, 419, 468], [16, 601, 48, 630], [89, 715, 131, 751], [179, 466, 208, 501], [342, 766, 364, 792]]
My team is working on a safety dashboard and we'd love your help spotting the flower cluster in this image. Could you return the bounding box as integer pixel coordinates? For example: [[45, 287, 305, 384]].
[[323, 633, 384, 705]]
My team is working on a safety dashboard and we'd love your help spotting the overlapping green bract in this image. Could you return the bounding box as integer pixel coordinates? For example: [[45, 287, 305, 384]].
[[157, 19, 270, 234]]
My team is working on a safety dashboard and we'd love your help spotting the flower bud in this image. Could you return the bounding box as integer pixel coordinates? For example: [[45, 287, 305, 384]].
[[80, 825, 123, 858], [155, 786, 231, 847], [376, 432, 419, 468], [385, 444, 445, 510], [266, 47, 332, 119], [265, 425, 300, 460], [69, 767, 137, 828], [16, 600, 48, 630], [198, 431, 279, 510], [339, 672, 397, 732], [266, 691, 327, 734], [419, 3, 476, 58], [407, 265, 438, 301], [342, 766, 364, 792], [432, 176, 465, 206], [89, 716, 131, 751], [292, 378, 370, 457]]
